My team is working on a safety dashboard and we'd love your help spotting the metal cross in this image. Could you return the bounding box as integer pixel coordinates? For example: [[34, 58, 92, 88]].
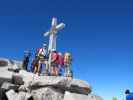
[[44, 17, 65, 52]]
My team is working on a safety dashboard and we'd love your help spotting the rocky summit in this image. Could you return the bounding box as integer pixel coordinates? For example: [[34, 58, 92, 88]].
[[0, 58, 102, 100]]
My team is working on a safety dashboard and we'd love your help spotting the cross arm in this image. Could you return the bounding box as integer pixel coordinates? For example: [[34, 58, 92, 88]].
[[56, 23, 65, 31], [44, 31, 50, 37]]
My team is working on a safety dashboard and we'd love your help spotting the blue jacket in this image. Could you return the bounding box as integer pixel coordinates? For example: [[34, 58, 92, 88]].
[[126, 93, 133, 100]]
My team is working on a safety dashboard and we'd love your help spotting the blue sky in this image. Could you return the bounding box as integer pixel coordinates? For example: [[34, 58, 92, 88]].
[[0, 0, 133, 99]]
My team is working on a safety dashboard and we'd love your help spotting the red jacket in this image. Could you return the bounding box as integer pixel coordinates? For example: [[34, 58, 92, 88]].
[[51, 52, 59, 62], [51, 52, 64, 66], [58, 54, 64, 66]]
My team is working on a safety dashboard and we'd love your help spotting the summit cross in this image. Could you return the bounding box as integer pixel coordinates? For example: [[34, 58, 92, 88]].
[[44, 17, 65, 52], [43, 17, 65, 67]]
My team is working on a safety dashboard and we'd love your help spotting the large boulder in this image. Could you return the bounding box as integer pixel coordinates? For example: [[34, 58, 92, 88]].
[[6, 90, 32, 100], [0, 70, 102, 100], [64, 91, 102, 100], [13, 70, 91, 95], [32, 76, 91, 95], [12, 70, 33, 85], [31, 87, 64, 100], [1, 82, 18, 91], [0, 59, 102, 100], [67, 79, 91, 95], [0, 58, 22, 86], [0, 82, 20, 100]]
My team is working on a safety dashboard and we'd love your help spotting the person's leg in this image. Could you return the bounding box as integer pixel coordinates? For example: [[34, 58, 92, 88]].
[[25, 62, 28, 71], [51, 66, 55, 76], [50, 63, 54, 76], [34, 65, 37, 73], [22, 60, 26, 70], [67, 63, 73, 78], [44, 61, 49, 75], [66, 65, 69, 77], [53, 67, 56, 76], [33, 64, 36, 73], [64, 64, 67, 77], [55, 66, 59, 76], [58, 65, 62, 76], [40, 61, 44, 75], [37, 61, 41, 74]]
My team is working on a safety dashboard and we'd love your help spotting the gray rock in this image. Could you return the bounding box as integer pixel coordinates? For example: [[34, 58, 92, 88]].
[[12, 70, 34, 85], [0, 82, 20, 100], [31, 87, 64, 100], [30, 75, 69, 88], [14, 71, 91, 95], [0, 58, 22, 86], [6, 90, 18, 100], [64, 91, 102, 100], [12, 74, 24, 85], [88, 94, 103, 100], [0, 58, 22, 69], [1, 82, 18, 91], [67, 79, 91, 95], [0, 58, 102, 100], [6, 90, 31, 100], [0, 58, 13, 66]]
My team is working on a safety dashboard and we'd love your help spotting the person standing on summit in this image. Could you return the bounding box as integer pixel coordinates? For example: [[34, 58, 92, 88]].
[[64, 52, 73, 78], [50, 49, 59, 76], [37, 44, 49, 75], [22, 50, 31, 71]]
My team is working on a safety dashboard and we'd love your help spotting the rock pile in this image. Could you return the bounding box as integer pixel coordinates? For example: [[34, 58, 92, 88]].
[[0, 58, 102, 100], [0, 70, 102, 100]]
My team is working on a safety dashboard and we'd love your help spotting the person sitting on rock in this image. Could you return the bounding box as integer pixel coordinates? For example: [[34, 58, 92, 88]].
[[37, 44, 49, 75], [64, 52, 73, 78], [50, 49, 60, 76]]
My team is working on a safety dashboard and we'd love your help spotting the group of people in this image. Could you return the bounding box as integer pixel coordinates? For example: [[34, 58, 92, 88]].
[[22, 44, 73, 78]]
